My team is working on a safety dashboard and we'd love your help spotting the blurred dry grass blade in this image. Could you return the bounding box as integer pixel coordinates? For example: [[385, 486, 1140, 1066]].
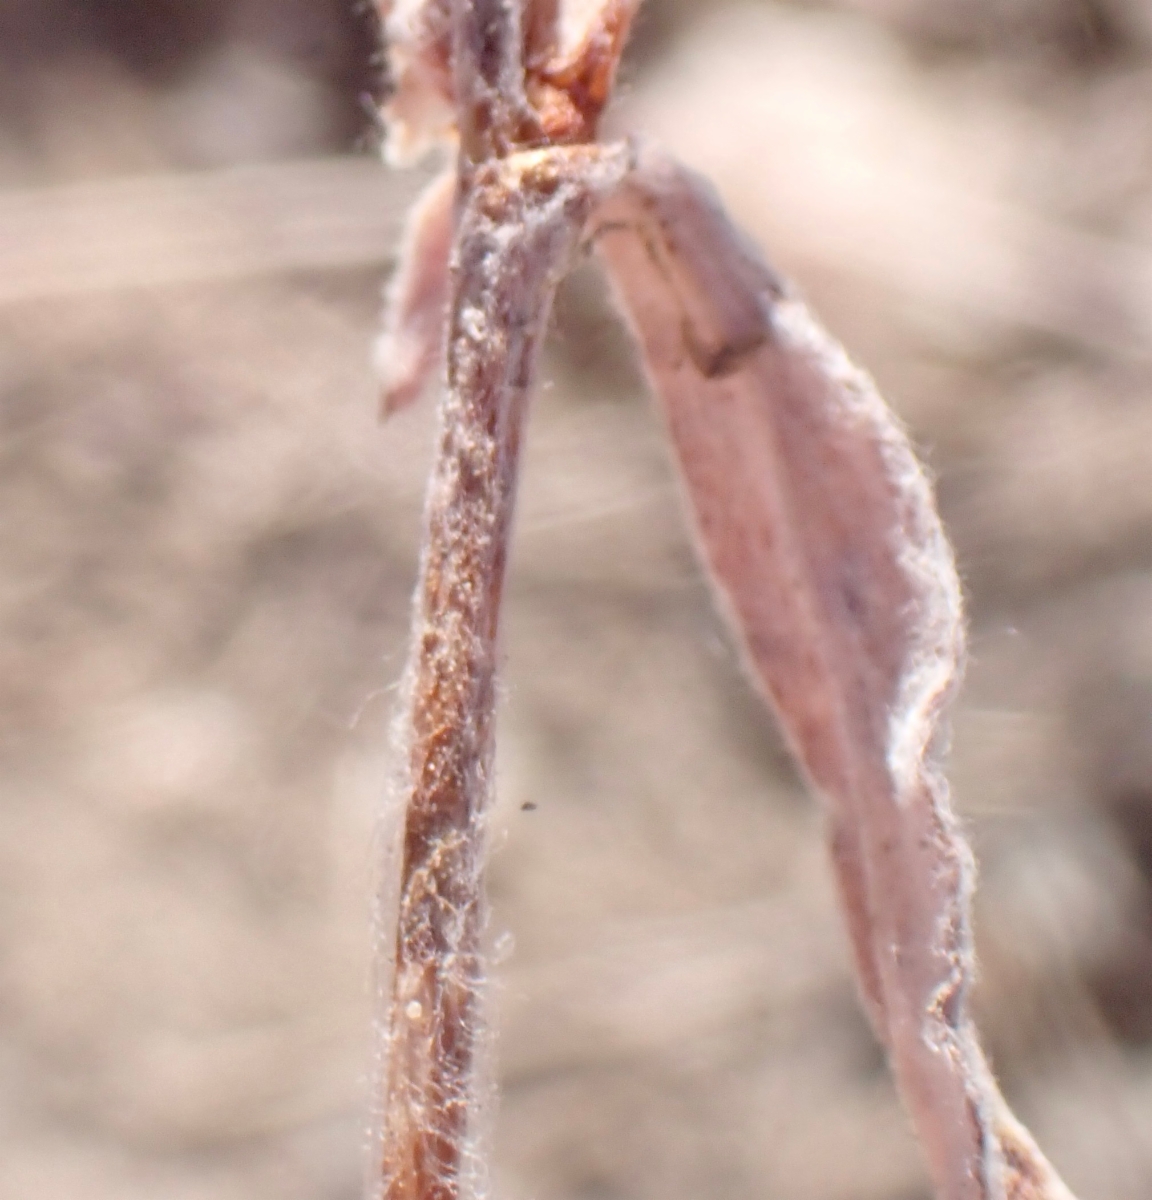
[[0, 156, 425, 302], [2, 153, 1151, 365], [797, 177, 1152, 361]]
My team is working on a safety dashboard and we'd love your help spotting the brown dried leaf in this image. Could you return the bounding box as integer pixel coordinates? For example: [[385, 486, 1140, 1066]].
[[378, 0, 455, 164], [593, 143, 1077, 1200], [376, 167, 456, 416]]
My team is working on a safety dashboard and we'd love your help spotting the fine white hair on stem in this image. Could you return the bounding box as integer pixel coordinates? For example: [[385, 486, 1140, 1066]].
[[371, 137, 629, 1200]]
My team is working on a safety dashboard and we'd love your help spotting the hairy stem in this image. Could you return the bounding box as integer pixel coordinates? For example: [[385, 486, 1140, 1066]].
[[452, 0, 536, 161], [373, 143, 629, 1200]]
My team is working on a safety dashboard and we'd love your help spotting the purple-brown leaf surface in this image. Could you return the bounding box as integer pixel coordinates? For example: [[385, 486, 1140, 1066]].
[[594, 143, 1076, 1200], [376, 167, 455, 417]]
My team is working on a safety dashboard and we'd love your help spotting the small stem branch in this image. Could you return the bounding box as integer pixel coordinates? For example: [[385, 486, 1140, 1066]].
[[452, 0, 536, 160]]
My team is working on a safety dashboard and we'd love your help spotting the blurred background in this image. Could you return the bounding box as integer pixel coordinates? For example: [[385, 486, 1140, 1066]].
[[2, 1, 1152, 1198]]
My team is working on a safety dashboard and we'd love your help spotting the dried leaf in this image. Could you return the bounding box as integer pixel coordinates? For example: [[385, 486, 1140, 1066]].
[[594, 143, 1076, 1200], [377, 0, 456, 164], [376, 167, 456, 416]]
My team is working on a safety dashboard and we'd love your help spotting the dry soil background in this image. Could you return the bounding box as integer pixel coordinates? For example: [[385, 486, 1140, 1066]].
[[2, 2, 1152, 1199]]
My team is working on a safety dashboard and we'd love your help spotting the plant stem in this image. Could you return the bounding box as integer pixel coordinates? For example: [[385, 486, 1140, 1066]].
[[373, 143, 627, 1200]]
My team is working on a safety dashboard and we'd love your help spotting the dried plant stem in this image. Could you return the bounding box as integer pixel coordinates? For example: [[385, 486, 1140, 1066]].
[[374, 144, 628, 1200]]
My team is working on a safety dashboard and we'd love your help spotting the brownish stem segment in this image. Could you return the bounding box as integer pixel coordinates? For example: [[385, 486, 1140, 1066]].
[[452, 0, 538, 161], [374, 142, 630, 1200]]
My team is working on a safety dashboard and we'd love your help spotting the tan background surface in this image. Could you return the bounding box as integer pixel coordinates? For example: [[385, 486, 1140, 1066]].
[[2, 2, 1152, 1198]]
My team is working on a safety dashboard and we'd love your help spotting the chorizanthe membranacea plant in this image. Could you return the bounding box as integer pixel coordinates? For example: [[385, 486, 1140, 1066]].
[[369, 3, 1079, 1200]]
